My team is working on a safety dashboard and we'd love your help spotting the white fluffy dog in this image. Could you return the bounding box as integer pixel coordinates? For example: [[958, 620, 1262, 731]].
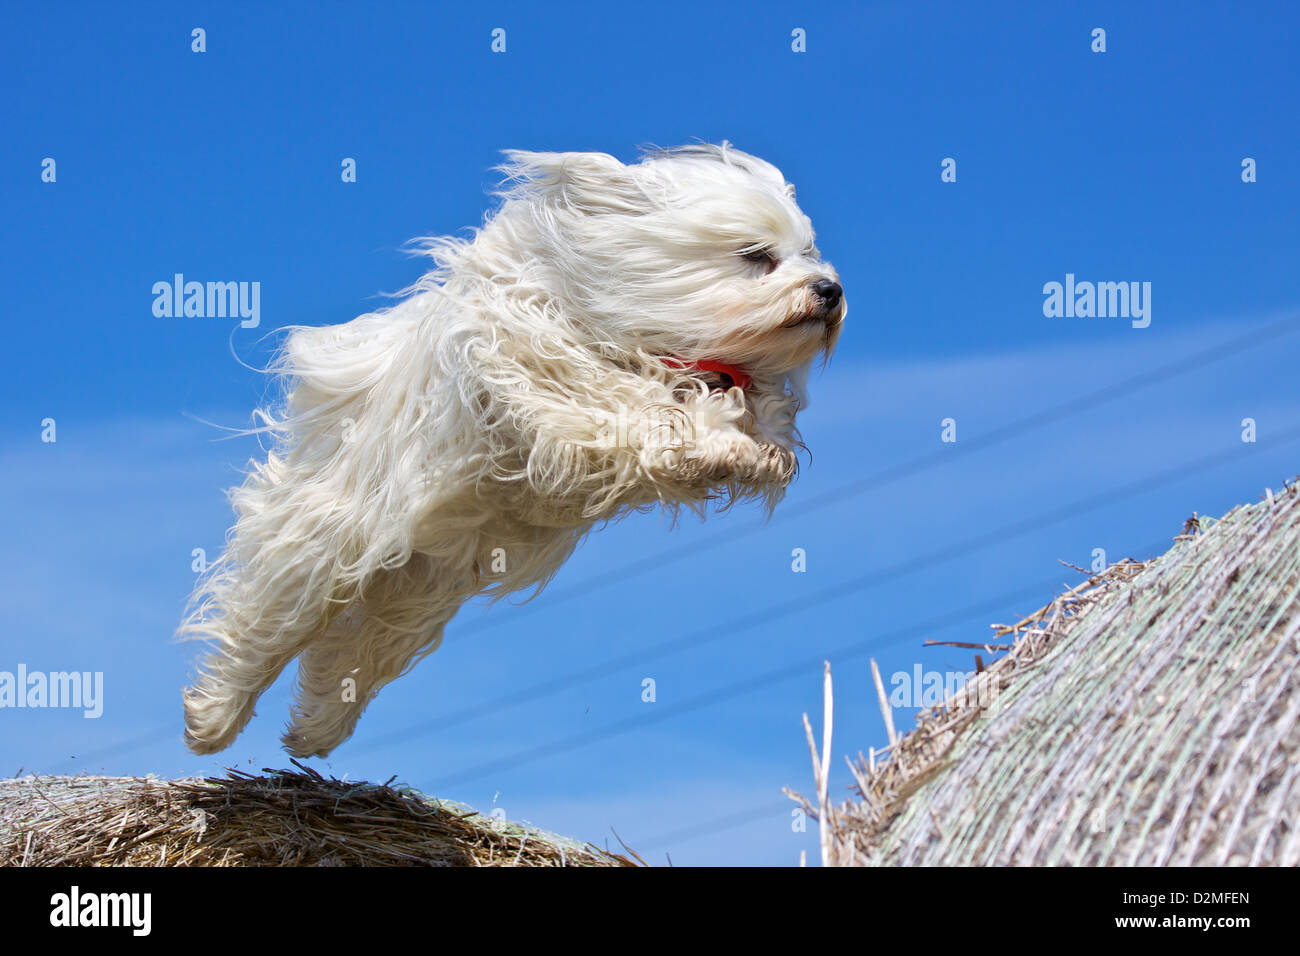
[[180, 144, 845, 756]]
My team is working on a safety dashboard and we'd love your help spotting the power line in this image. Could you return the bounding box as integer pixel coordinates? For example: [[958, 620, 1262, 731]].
[[354, 422, 1300, 759], [448, 311, 1300, 637], [634, 799, 794, 855], [78, 417, 1295, 775], [406, 429, 1300, 786], [422, 527, 1186, 791], [419, 573, 1094, 791], [55, 316, 1300, 771]]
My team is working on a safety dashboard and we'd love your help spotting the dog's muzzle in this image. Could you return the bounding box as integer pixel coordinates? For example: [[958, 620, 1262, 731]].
[[810, 278, 842, 311], [783, 277, 846, 329]]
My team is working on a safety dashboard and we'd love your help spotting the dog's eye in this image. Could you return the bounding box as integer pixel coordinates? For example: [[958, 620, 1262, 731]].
[[741, 248, 780, 274]]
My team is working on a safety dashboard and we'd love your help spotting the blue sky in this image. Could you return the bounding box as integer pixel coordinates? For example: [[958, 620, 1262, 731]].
[[2, 1, 1298, 865]]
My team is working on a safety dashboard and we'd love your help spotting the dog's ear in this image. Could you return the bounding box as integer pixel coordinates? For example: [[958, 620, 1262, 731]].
[[496, 150, 644, 214]]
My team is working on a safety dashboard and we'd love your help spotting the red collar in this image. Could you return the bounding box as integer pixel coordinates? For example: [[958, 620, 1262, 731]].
[[663, 358, 752, 391]]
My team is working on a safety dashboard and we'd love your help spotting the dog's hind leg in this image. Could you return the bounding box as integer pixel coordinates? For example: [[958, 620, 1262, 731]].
[[180, 464, 370, 754], [280, 553, 462, 757], [181, 553, 353, 754]]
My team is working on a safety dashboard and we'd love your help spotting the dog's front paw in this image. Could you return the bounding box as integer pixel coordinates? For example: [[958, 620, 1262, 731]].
[[644, 433, 794, 488], [751, 440, 797, 486]]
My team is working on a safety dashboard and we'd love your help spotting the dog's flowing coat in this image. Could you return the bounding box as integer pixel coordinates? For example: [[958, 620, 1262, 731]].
[[181, 145, 845, 756]]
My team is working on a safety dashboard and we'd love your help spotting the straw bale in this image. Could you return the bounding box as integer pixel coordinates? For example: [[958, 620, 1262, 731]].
[[795, 480, 1300, 866], [0, 761, 636, 867]]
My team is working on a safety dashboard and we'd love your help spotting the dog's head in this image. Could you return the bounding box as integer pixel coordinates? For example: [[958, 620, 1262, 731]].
[[441, 144, 844, 514], [492, 144, 845, 393]]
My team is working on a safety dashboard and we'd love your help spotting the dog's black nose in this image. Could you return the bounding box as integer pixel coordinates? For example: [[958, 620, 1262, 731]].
[[811, 278, 842, 309]]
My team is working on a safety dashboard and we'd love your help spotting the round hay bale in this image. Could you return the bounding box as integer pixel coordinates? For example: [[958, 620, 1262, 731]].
[[0, 763, 635, 867], [822, 481, 1300, 866]]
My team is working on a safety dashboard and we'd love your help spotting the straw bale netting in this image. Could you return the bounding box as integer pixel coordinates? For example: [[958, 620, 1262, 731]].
[[0, 762, 636, 867], [794, 479, 1300, 866]]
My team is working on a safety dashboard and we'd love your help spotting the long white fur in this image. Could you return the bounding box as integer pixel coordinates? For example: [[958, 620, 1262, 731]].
[[180, 143, 845, 756]]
